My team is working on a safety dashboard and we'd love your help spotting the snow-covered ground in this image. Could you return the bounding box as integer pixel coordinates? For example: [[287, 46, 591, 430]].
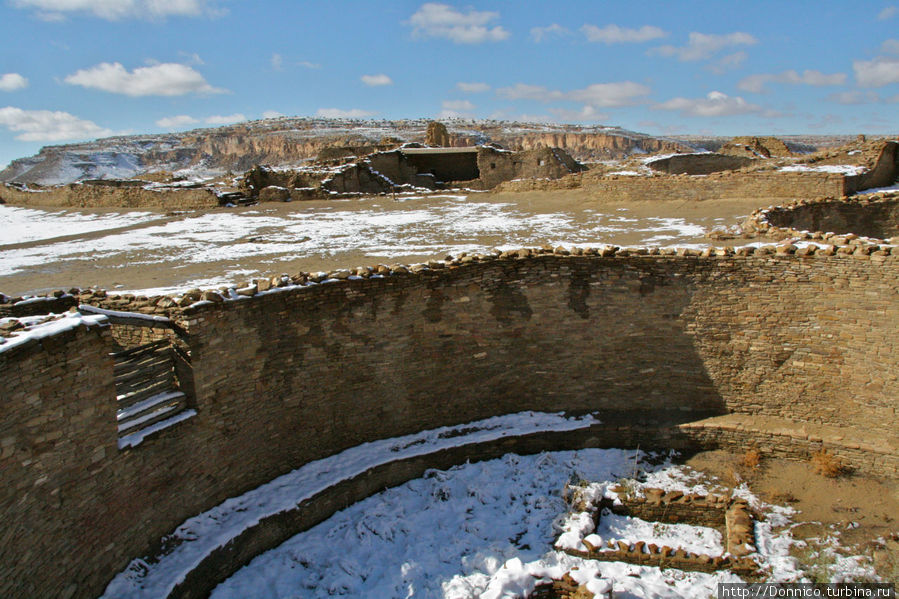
[[208, 449, 744, 599], [206, 447, 878, 599], [0, 206, 158, 245], [0, 195, 714, 284], [100, 412, 599, 599], [778, 164, 867, 176]]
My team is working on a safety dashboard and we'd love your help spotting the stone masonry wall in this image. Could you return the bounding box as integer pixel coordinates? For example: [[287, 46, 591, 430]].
[[647, 153, 755, 175], [0, 183, 220, 209], [496, 170, 848, 200], [1, 251, 896, 598]]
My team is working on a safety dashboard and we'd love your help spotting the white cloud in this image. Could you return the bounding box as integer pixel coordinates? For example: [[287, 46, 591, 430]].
[[581, 24, 666, 44], [11, 0, 225, 21], [651, 31, 757, 61], [442, 100, 474, 111], [407, 3, 509, 44], [457, 82, 490, 93], [155, 114, 199, 128], [271, 53, 283, 70], [882, 39, 899, 54], [262, 110, 284, 119], [737, 69, 846, 93], [877, 6, 897, 20], [178, 51, 204, 65], [205, 113, 245, 125], [530, 23, 569, 42], [0, 73, 28, 92], [496, 83, 563, 102], [361, 73, 393, 86], [548, 105, 609, 122], [706, 51, 748, 74], [853, 56, 899, 87], [654, 91, 763, 117], [827, 90, 880, 105], [316, 108, 375, 118], [497, 81, 650, 108], [438, 100, 475, 118], [298, 61, 321, 69], [0, 106, 112, 141], [64, 62, 227, 96], [567, 82, 652, 107]]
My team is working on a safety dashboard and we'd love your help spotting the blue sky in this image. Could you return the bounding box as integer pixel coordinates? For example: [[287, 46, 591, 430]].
[[1, 0, 899, 168]]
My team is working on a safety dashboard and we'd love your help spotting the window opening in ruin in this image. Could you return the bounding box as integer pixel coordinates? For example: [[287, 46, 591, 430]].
[[490, 162, 496, 169], [538, 159, 545, 166]]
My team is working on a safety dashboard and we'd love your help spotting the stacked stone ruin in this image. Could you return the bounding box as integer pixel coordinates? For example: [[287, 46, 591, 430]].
[[1, 191, 898, 598]]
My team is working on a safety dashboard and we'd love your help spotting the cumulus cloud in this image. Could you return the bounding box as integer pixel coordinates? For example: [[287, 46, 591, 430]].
[[155, 114, 199, 128], [262, 110, 284, 119], [407, 3, 509, 44], [548, 105, 609, 122], [853, 56, 899, 87], [737, 69, 847, 93], [64, 62, 227, 96], [530, 23, 569, 42], [271, 53, 283, 70], [826, 90, 880, 105], [496, 83, 563, 102], [442, 99, 474, 111], [881, 39, 899, 54], [11, 0, 226, 21], [497, 81, 650, 108], [581, 24, 666, 44], [316, 108, 375, 118], [361, 73, 393, 86], [205, 113, 245, 125], [877, 6, 897, 20], [0, 106, 112, 141], [0, 73, 28, 91], [706, 51, 748, 74], [567, 82, 652, 107], [457, 82, 490, 93], [651, 31, 757, 61], [439, 99, 476, 118], [654, 91, 763, 117]]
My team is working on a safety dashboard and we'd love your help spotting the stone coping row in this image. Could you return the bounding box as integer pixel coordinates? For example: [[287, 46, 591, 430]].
[[561, 489, 757, 576], [3, 239, 895, 324], [741, 191, 899, 245]]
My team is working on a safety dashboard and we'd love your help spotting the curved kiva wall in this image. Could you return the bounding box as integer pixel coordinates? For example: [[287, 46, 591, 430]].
[[743, 193, 899, 243], [2, 250, 898, 598]]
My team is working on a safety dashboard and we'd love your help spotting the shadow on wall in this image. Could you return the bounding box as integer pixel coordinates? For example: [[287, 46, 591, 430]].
[[222, 258, 728, 454]]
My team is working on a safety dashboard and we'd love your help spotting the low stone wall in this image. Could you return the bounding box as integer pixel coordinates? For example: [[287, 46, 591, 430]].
[[563, 490, 758, 575], [1, 247, 897, 598], [742, 193, 899, 243], [0, 182, 221, 209], [646, 153, 755, 175], [495, 170, 849, 200]]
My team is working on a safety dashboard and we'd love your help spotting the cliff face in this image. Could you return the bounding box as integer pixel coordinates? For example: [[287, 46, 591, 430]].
[[0, 118, 698, 185]]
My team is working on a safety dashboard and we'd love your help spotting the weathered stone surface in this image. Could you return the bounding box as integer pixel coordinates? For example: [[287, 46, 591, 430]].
[[0, 249, 896, 598]]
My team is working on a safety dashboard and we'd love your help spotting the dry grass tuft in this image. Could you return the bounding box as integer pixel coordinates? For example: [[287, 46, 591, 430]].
[[740, 448, 762, 470], [811, 448, 844, 478]]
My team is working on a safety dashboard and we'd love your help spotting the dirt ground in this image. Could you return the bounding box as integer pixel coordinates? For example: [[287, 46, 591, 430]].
[[1, 191, 773, 297], [686, 449, 899, 582]]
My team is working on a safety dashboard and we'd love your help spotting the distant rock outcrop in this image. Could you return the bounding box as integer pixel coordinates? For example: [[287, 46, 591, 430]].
[[720, 136, 794, 159], [425, 121, 450, 147], [0, 117, 701, 185]]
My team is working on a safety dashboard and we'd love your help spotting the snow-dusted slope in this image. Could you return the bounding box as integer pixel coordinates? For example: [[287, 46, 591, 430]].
[[0, 118, 695, 185]]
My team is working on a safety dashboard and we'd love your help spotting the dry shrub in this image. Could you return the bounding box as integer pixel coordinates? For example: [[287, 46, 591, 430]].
[[811, 448, 844, 478], [740, 448, 762, 470]]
